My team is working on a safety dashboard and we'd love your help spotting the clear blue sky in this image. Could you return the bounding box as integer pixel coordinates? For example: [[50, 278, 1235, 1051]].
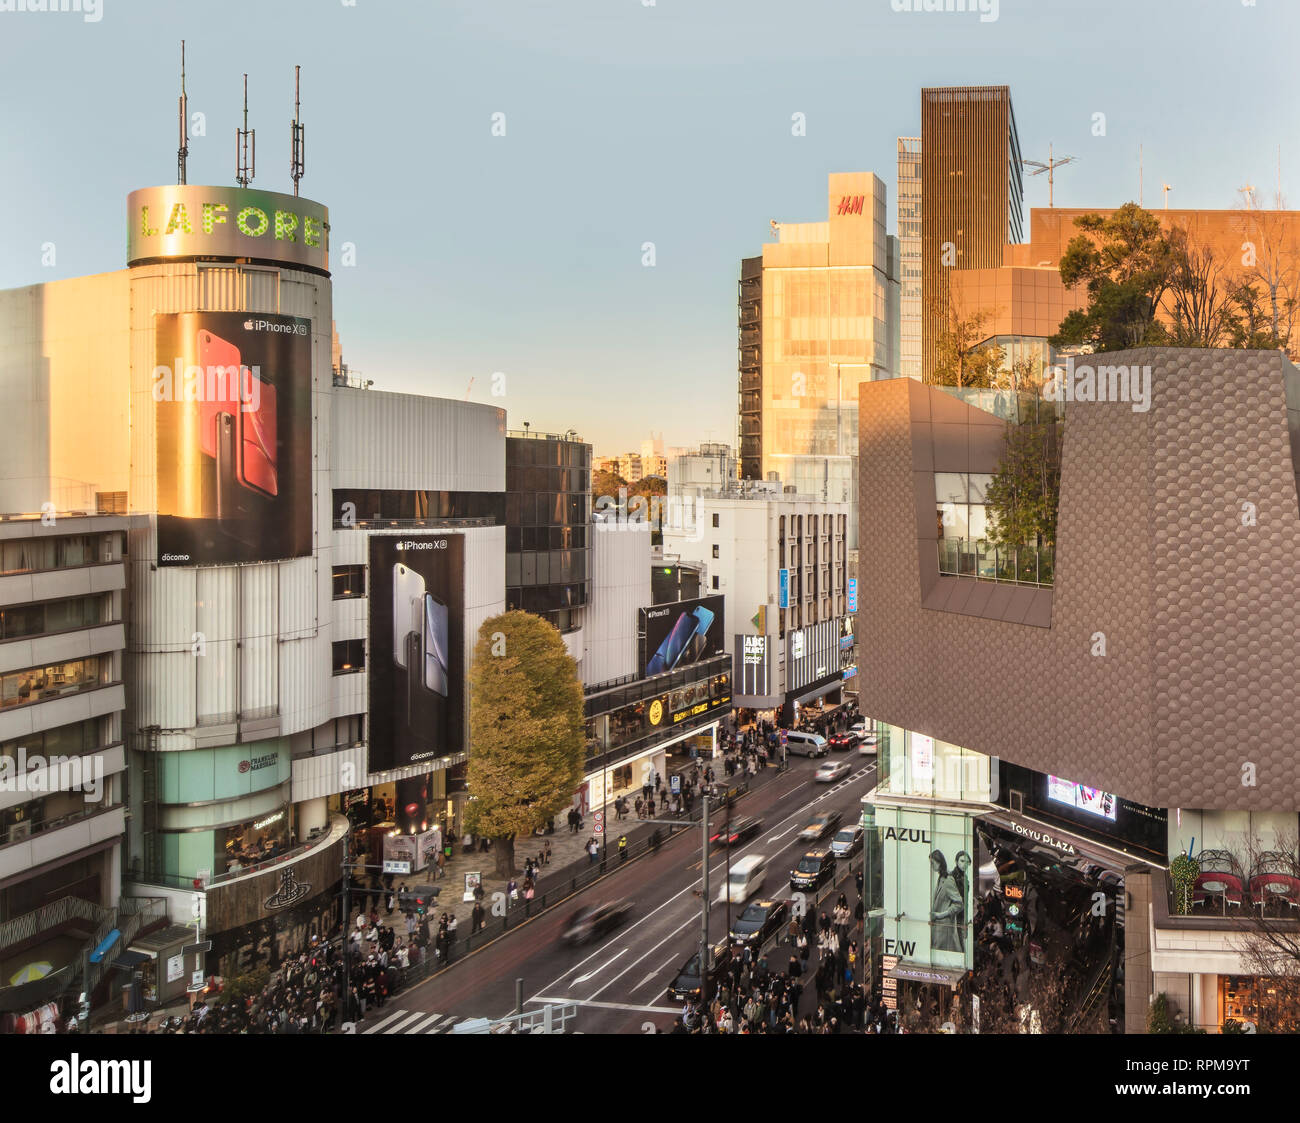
[[1, 0, 1294, 455]]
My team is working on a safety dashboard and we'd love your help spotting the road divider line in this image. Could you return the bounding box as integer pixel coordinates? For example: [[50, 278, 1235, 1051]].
[[530, 996, 681, 1015], [571, 948, 626, 985]]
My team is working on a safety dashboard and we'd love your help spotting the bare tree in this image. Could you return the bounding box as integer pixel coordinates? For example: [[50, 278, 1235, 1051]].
[[1163, 227, 1238, 347], [1239, 204, 1300, 357]]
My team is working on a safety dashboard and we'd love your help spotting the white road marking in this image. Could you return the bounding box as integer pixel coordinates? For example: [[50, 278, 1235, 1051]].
[[361, 1008, 411, 1034], [530, 996, 681, 1015], [571, 948, 626, 984], [405, 1011, 446, 1034]]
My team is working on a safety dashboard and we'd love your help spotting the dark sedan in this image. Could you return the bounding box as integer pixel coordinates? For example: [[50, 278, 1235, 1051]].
[[728, 898, 790, 949], [562, 899, 634, 946], [666, 941, 733, 1001], [827, 732, 860, 752]]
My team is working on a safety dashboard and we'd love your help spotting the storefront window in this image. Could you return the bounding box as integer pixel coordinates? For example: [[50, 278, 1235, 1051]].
[[879, 727, 990, 802], [218, 810, 292, 873]]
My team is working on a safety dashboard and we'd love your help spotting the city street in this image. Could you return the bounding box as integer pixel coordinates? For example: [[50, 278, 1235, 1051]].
[[362, 753, 877, 1033]]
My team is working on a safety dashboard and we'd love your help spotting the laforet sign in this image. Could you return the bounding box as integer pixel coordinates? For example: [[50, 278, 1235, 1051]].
[[127, 185, 330, 273]]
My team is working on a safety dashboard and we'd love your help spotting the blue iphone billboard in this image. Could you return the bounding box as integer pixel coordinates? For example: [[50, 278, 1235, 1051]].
[[641, 595, 726, 677]]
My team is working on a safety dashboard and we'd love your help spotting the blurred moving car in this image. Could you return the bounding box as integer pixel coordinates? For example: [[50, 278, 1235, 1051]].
[[709, 815, 764, 849], [814, 760, 851, 783], [798, 809, 843, 843], [562, 899, 634, 945], [827, 732, 860, 752]]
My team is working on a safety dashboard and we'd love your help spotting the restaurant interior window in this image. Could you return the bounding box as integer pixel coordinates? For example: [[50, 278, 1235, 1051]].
[[332, 639, 365, 674], [332, 565, 365, 599]]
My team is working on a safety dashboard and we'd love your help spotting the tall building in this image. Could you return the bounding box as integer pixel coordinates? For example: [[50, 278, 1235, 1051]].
[[920, 86, 1024, 382], [897, 137, 923, 381], [736, 172, 899, 548]]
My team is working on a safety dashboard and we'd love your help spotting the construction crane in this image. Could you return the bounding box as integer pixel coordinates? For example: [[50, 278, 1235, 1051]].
[[1022, 144, 1076, 207]]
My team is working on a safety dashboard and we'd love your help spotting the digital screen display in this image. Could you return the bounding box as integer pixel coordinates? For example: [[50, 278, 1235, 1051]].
[[1047, 775, 1117, 821]]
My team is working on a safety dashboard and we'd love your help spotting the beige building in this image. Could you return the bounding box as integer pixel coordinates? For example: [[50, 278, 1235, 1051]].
[[738, 173, 898, 555]]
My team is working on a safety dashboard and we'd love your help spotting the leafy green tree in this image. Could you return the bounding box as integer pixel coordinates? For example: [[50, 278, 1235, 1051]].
[[464, 610, 586, 877], [591, 468, 627, 507], [932, 305, 1005, 388], [984, 421, 1062, 551], [1050, 203, 1178, 352]]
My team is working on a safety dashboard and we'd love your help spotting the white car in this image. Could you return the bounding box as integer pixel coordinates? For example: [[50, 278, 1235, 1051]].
[[814, 760, 851, 783], [858, 733, 878, 756]]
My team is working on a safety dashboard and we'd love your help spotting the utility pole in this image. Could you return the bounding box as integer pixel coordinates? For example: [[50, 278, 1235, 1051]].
[[700, 791, 710, 993]]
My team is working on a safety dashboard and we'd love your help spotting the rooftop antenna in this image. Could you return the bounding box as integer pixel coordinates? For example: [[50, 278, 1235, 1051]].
[[235, 74, 255, 187], [1022, 143, 1076, 208], [290, 65, 305, 197], [1239, 183, 1257, 210], [177, 41, 189, 185], [1139, 144, 1143, 207], [1162, 183, 1172, 210]]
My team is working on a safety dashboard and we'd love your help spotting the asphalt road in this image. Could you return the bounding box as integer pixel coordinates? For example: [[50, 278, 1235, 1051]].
[[364, 751, 878, 1034]]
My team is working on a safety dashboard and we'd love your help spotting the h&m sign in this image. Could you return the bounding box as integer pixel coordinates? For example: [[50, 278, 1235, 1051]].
[[836, 195, 865, 216]]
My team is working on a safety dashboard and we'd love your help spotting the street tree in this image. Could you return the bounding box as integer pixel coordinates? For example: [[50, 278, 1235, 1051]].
[[463, 610, 586, 878]]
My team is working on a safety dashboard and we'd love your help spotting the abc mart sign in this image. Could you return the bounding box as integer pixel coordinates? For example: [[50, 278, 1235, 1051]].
[[127, 185, 329, 273]]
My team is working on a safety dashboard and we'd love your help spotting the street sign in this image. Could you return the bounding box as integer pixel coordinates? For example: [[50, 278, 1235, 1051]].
[[191, 970, 205, 988], [670, 775, 681, 794], [182, 941, 212, 956], [383, 860, 412, 875], [593, 811, 604, 836]]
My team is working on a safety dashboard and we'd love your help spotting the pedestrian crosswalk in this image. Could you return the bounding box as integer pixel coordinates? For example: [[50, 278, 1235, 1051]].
[[359, 1007, 466, 1034]]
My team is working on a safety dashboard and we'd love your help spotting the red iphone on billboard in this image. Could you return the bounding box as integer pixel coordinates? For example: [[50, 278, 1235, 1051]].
[[239, 371, 278, 497], [197, 328, 278, 505]]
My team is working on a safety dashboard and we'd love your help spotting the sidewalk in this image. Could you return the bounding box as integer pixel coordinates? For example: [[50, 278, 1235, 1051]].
[[345, 753, 776, 938]]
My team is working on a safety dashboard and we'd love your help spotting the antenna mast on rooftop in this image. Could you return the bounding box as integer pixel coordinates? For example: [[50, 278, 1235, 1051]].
[[236, 74, 255, 187], [290, 65, 305, 197], [177, 41, 189, 185], [1022, 143, 1076, 208]]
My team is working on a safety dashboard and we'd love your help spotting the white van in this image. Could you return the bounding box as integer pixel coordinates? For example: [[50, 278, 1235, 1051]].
[[715, 854, 768, 906], [784, 731, 829, 758]]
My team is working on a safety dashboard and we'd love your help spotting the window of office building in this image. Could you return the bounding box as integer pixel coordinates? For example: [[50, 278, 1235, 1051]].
[[0, 657, 107, 709], [332, 565, 365, 599], [712, 544, 720, 559], [0, 595, 107, 641], [1, 535, 110, 576], [332, 640, 365, 674]]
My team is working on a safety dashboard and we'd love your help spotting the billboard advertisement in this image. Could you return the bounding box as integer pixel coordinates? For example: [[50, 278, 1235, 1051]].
[[879, 806, 974, 972], [154, 311, 313, 566], [368, 535, 465, 773], [641, 595, 725, 676]]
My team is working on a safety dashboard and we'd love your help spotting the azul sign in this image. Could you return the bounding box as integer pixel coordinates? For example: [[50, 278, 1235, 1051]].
[[128, 185, 330, 273]]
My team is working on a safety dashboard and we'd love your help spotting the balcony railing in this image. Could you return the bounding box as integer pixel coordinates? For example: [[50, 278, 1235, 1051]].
[[937, 537, 1054, 588]]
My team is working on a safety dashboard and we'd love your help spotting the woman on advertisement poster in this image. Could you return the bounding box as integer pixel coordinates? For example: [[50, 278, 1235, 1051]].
[[929, 850, 965, 953]]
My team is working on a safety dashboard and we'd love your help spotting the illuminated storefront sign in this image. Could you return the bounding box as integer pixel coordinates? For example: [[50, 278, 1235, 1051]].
[[128, 185, 330, 272]]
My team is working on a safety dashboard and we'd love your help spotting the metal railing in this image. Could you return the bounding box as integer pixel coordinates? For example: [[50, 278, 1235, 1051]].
[[937, 537, 1054, 587], [0, 895, 111, 952]]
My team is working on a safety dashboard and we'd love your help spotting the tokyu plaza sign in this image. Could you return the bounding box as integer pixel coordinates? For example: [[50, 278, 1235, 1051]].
[[128, 185, 330, 272]]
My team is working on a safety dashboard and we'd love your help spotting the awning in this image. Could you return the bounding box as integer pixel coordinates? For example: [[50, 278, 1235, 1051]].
[[110, 951, 151, 971], [886, 962, 968, 988], [88, 929, 121, 964]]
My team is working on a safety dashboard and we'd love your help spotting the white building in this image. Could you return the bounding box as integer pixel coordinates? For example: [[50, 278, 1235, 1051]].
[[662, 481, 853, 715]]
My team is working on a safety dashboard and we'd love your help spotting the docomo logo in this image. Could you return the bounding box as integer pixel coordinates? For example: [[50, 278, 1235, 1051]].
[[152, 360, 261, 414], [889, 0, 998, 23]]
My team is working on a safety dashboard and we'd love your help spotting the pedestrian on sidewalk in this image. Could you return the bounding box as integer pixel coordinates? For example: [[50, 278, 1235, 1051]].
[[635, 797, 644, 819], [523, 876, 535, 902], [471, 902, 486, 931], [586, 837, 599, 864], [618, 835, 628, 862], [544, 839, 552, 865]]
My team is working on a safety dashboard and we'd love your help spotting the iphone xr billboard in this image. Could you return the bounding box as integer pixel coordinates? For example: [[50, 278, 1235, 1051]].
[[641, 595, 725, 677], [154, 312, 313, 565], [368, 535, 465, 772]]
